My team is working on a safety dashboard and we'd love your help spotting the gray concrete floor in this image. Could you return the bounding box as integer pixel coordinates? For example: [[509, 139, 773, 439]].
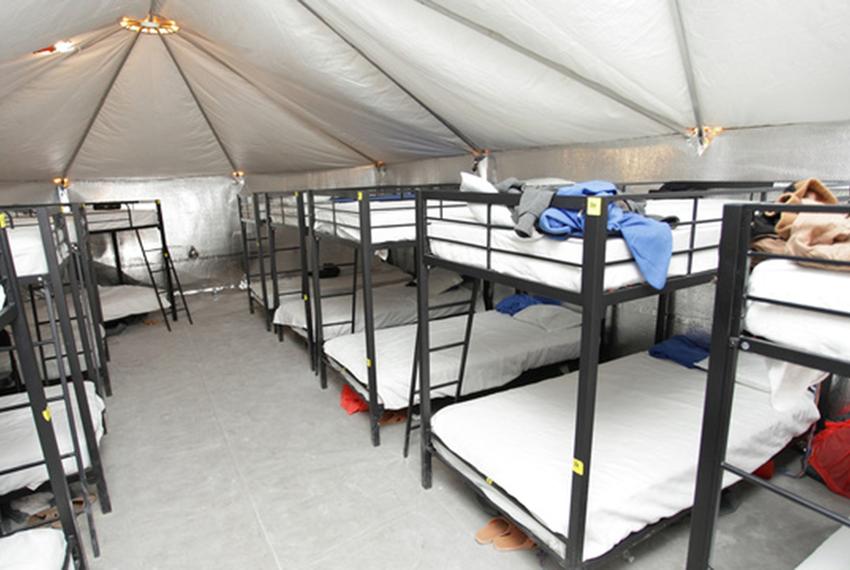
[[90, 291, 849, 569]]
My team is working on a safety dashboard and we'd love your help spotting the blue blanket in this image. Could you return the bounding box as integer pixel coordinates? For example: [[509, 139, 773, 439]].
[[537, 181, 673, 290], [495, 293, 560, 316], [649, 335, 710, 369]]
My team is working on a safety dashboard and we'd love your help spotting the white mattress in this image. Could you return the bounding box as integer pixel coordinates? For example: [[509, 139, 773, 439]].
[[0, 529, 66, 570], [273, 282, 473, 340], [796, 526, 850, 570], [432, 353, 819, 562], [746, 259, 850, 360], [250, 262, 411, 310], [7, 224, 72, 278], [0, 381, 105, 497], [312, 200, 444, 244], [98, 284, 168, 321], [428, 198, 732, 292], [324, 309, 583, 410], [85, 208, 158, 231]]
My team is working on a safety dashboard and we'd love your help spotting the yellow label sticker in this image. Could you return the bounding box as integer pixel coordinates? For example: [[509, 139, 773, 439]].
[[155, 199, 161, 205], [485, 477, 494, 486], [294, 191, 299, 198], [357, 191, 364, 201], [163, 251, 169, 258], [42, 407, 52, 422], [366, 358, 372, 368], [303, 294, 309, 301], [0, 213, 6, 229], [572, 458, 585, 476], [586, 197, 602, 217]]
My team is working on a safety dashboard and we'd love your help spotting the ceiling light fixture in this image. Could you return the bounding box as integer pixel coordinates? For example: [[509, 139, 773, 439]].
[[33, 40, 77, 56], [120, 15, 180, 35]]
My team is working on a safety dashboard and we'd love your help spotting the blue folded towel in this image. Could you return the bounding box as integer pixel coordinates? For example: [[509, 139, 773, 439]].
[[495, 293, 560, 316], [649, 335, 710, 369]]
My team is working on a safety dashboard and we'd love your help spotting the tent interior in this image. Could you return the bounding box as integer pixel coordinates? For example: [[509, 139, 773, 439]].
[[0, 1, 848, 569]]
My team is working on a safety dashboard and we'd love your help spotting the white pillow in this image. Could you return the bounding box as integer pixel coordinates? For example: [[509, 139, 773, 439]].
[[460, 172, 515, 227], [512, 304, 582, 332], [428, 268, 464, 295], [524, 177, 574, 187]]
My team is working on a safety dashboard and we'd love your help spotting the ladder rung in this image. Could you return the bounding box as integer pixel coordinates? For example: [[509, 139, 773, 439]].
[[416, 380, 459, 394], [319, 291, 352, 300], [408, 423, 420, 431], [429, 341, 465, 353], [322, 320, 352, 327]]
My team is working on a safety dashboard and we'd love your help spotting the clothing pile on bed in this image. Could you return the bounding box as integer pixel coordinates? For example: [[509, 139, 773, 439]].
[[460, 174, 677, 289]]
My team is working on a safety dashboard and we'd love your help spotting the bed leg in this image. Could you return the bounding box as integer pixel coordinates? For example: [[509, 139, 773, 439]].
[[370, 412, 381, 447]]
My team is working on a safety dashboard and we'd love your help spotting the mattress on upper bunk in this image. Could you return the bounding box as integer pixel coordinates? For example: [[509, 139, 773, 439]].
[[0, 528, 66, 570], [249, 262, 411, 310], [0, 381, 105, 497], [85, 208, 158, 231], [324, 306, 583, 410], [746, 259, 850, 360], [431, 352, 819, 562], [312, 200, 443, 244], [98, 284, 168, 321], [6, 224, 73, 278], [273, 281, 474, 340], [428, 198, 735, 292]]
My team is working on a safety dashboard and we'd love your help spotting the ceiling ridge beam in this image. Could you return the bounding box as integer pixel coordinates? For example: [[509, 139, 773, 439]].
[[62, 29, 141, 179], [415, 0, 685, 135], [159, 34, 239, 173], [295, 0, 481, 155], [176, 30, 379, 165], [668, 0, 705, 135], [0, 26, 124, 108]]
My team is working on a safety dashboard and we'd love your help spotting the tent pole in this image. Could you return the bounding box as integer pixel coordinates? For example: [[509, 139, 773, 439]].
[[296, 0, 482, 155], [668, 0, 706, 140], [62, 30, 142, 179], [159, 34, 239, 173], [415, 0, 685, 135], [175, 31, 379, 165]]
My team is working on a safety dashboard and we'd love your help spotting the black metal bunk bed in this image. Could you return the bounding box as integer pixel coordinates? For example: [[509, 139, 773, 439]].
[[0, 206, 112, 567], [305, 184, 462, 447], [687, 200, 850, 569], [413, 182, 773, 569], [238, 192, 276, 330], [84, 199, 191, 332]]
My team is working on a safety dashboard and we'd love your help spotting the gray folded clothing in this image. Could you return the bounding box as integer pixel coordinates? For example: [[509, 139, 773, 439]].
[[515, 186, 557, 238]]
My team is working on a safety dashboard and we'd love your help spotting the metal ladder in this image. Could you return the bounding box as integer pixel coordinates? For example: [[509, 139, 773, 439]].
[[403, 279, 480, 457], [135, 229, 192, 331]]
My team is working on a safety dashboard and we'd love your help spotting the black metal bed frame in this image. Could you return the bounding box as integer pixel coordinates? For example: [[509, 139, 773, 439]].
[[0, 206, 114, 567], [84, 199, 192, 331], [686, 201, 850, 569], [237, 193, 275, 329], [303, 184, 462, 447], [414, 181, 780, 568]]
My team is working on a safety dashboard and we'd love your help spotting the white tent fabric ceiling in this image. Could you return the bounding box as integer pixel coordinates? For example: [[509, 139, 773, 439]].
[[1, 0, 849, 182]]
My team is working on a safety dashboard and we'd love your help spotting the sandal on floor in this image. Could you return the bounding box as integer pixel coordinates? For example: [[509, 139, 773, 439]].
[[493, 524, 535, 551], [475, 516, 511, 544], [378, 410, 407, 426], [26, 493, 97, 528]]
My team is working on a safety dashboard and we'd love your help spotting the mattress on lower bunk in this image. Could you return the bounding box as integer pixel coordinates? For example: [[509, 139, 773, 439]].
[[0, 381, 105, 497], [431, 352, 819, 562], [796, 526, 850, 570], [746, 259, 850, 360], [7, 224, 72, 278], [324, 308, 583, 410], [98, 284, 168, 321], [428, 198, 733, 292], [0, 528, 66, 570], [273, 282, 473, 340], [249, 262, 411, 310]]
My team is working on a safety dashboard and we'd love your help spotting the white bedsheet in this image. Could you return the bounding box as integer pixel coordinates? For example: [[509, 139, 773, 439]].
[[85, 208, 158, 231], [796, 526, 850, 570], [324, 309, 583, 410], [250, 262, 411, 310], [98, 284, 168, 321], [432, 353, 819, 561], [274, 282, 473, 340], [428, 198, 733, 292], [7, 225, 72, 278], [746, 259, 850, 360], [0, 381, 105, 497], [312, 200, 449, 244], [0, 529, 66, 570]]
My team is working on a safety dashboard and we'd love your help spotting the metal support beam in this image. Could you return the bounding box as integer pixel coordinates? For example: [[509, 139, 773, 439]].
[[415, 0, 686, 134], [176, 30, 379, 164], [296, 0, 482, 154], [159, 34, 239, 172], [62, 30, 141, 179], [668, 0, 706, 138]]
